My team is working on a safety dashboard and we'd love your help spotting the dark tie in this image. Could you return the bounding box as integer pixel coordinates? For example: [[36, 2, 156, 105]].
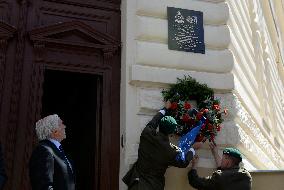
[[59, 145, 73, 174]]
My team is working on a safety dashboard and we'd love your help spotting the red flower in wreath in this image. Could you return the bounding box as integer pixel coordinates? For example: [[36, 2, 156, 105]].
[[184, 102, 191, 110], [196, 112, 203, 120], [188, 118, 195, 126], [182, 113, 190, 122], [203, 108, 209, 113], [195, 134, 204, 142], [207, 124, 213, 131], [205, 118, 210, 124], [170, 102, 178, 110], [213, 104, 220, 111], [216, 125, 221, 131]]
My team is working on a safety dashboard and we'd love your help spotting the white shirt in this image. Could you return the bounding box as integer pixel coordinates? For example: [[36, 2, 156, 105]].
[[48, 138, 61, 150]]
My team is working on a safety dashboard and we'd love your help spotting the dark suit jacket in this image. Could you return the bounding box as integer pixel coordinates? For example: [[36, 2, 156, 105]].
[[29, 140, 75, 190], [123, 112, 194, 190], [0, 143, 7, 190]]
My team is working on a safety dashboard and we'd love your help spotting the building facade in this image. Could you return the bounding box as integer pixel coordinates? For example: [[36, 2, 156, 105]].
[[0, 0, 284, 190], [120, 0, 284, 189]]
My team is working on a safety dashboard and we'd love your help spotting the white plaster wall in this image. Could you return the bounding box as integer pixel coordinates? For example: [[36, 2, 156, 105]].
[[120, 0, 284, 189], [121, 1, 233, 189], [226, 0, 284, 168]]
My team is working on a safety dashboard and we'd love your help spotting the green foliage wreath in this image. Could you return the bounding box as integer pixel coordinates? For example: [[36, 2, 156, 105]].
[[161, 76, 227, 141], [162, 76, 214, 108]]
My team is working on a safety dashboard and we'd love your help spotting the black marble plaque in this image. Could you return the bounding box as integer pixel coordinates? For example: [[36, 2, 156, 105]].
[[168, 7, 205, 54]]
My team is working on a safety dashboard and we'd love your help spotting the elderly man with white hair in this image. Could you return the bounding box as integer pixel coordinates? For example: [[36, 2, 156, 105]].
[[29, 114, 75, 190]]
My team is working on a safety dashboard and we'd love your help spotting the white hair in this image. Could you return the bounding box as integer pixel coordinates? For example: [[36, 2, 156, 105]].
[[35, 114, 60, 140]]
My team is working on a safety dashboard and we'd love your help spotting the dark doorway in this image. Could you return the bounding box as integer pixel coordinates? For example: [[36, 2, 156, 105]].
[[1, 2, 121, 189], [41, 69, 99, 190]]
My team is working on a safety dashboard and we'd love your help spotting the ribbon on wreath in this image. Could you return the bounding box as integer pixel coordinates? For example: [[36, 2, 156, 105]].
[[176, 116, 206, 162]]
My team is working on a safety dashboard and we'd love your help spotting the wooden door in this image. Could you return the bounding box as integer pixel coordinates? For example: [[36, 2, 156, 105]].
[[0, 1, 121, 189]]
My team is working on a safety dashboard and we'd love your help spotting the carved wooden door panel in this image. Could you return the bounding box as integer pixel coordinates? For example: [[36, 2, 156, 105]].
[[0, 1, 121, 190]]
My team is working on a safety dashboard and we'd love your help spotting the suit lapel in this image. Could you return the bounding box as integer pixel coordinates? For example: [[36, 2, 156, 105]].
[[40, 140, 74, 177], [39, 140, 64, 159]]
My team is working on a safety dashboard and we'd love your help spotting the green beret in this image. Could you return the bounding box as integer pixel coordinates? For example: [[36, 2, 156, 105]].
[[223, 148, 242, 161], [159, 116, 178, 135]]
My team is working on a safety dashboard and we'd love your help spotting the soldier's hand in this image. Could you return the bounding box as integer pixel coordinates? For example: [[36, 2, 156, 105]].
[[209, 142, 218, 155], [192, 142, 203, 150]]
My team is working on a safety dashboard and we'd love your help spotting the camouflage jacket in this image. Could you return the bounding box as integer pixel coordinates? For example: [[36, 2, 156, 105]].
[[123, 112, 193, 190], [188, 167, 252, 190]]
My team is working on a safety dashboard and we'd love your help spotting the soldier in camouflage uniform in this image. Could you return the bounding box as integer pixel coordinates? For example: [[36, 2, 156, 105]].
[[188, 143, 252, 190], [122, 106, 203, 190]]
